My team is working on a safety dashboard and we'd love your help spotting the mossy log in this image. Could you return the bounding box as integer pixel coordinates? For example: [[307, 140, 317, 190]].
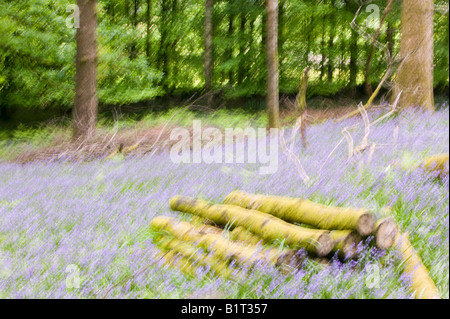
[[170, 196, 333, 256], [156, 236, 233, 278], [151, 216, 304, 270], [373, 218, 397, 250], [229, 226, 264, 246], [417, 153, 449, 177], [224, 191, 375, 236], [158, 249, 200, 277], [330, 230, 362, 259], [395, 232, 440, 299]]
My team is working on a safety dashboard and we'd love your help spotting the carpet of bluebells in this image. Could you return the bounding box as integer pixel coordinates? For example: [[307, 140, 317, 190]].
[[0, 105, 448, 299]]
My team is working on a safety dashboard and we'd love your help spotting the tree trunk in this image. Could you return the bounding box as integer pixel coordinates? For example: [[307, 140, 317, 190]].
[[364, 0, 394, 97], [394, 0, 434, 110], [238, 13, 246, 85], [158, 0, 169, 91], [146, 0, 152, 61], [130, 0, 139, 59], [349, 26, 358, 97], [266, 0, 279, 129], [278, 0, 285, 87], [204, 0, 213, 107], [73, 0, 98, 140], [327, 10, 335, 82], [228, 12, 234, 85], [320, 16, 326, 81], [386, 22, 395, 58]]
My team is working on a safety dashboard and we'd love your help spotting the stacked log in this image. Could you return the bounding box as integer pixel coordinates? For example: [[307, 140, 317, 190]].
[[223, 190, 376, 236], [170, 196, 334, 257], [149, 191, 439, 299], [151, 216, 304, 275]]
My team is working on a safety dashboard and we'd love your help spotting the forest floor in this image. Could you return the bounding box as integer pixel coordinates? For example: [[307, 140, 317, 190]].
[[0, 101, 362, 163]]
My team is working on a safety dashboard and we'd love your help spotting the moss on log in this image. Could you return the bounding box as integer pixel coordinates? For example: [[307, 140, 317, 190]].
[[417, 153, 449, 177], [151, 216, 304, 270], [330, 230, 362, 259], [170, 196, 333, 257], [156, 236, 233, 278], [224, 191, 376, 236], [395, 232, 440, 299], [229, 226, 264, 246], [158, 249, 200, 277], [373, 218, 397, 250]]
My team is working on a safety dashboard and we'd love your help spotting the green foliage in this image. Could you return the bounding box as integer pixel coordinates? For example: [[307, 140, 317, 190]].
[[0, 0, 448, 112]]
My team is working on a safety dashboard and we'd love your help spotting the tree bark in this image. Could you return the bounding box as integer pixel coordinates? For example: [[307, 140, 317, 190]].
[[394, 0, 434, 110], [204, 0, 214, 107], [73, 0, 98, 140], [266, 0, 279, 129]]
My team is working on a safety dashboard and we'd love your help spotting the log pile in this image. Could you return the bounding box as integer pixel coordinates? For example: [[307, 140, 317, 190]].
[[150, 190, 440, 299]]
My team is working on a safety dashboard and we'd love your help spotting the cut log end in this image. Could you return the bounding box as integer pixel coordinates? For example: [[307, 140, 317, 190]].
[[275, 250, 304, 275], [375, 218, 398, 250], [316, 233, 334, 257], [357, 212, 376, 236], [342, 232, 363, 259], [170, 196, 198, 210]]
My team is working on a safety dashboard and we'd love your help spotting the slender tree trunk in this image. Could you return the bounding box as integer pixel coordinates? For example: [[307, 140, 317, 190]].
[[266, 0, 279, 129], [169, 0, 179, 92], [304, 15, 314, 67], [130, 0, 139, 59], [349, 26, 358, 97], [394, 0, 434, 110], [146, 0, 152, 61], [386, 22, 395, 57], [320, 16, 326, 81], [238, 13, 246, 85], [228, 12, 234, 85], [260, 10, 267, 90], [339, 31, 345, 78], [204, 0, 214, 107], [327, 11, 335, 82], [278, 0, 285, 87], [73, 0, 98, 140], [364, 0, 394, 97], [158, 0, 169, 92]]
